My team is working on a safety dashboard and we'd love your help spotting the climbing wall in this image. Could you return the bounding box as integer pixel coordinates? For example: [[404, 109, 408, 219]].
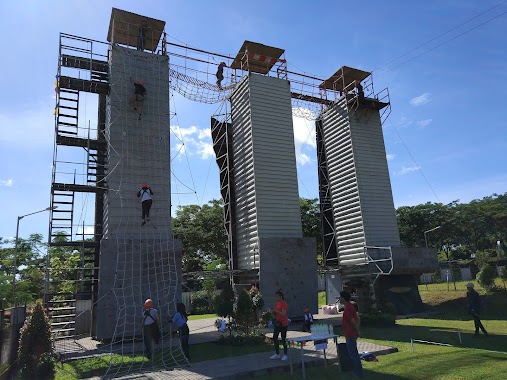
[[97, 45, 182, 343]]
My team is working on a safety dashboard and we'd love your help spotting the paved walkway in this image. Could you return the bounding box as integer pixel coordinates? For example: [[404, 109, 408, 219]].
[[87, 338, 396, 379]]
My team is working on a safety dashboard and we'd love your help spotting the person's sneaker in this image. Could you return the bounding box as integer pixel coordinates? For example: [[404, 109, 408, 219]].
[[281, 355, 288, 361], [484, 331, 489, 336], [141, 220, 146, 226], [270, 354, 281, 360]]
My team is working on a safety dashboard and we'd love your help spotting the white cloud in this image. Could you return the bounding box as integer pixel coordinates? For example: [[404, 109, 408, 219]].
[[410, 93, 431, 106], [170, 125, 213, 160], [397, 165, 421, 175], [0, 179, 14, 187], [76, 226, 95, 235], [292, 111, 317, 166], [417, 119, 433, 127], [297, 153, 311, 166], [386, 154, 395, 161]]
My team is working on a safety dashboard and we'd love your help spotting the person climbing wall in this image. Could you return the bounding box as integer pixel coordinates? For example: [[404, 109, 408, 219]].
[[137, 182, 153, 226], [130, 79, 147, 120]]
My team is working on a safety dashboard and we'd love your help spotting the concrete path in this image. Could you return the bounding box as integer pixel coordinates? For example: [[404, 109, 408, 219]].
[[86, 338, 396, 379]]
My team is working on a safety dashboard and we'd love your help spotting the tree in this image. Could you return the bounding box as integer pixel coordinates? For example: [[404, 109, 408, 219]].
[[476, 264, 496, 291], [234, 290, 256, 336], [18, 301, 55, 379], [216, 281, 235, 321], [300, 198, 322, 262], [499, 266, 507, 289], [172, 200, 228, 274]]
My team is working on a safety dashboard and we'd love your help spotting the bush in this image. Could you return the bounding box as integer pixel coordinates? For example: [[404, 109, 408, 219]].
[[234, 290, 256, 335], [260, 310, 274, 328], [217, 332, 265, 346], [17, 301, 55, 379], [477, 264, 497, 291], [191, 290, 217, 314], [500, 266, 507, 288], [215, 282, 235, 319], [360, 310, 396, 327]]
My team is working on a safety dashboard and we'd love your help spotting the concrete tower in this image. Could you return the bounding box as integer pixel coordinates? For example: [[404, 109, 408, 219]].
[[96, 9, 181, 340]]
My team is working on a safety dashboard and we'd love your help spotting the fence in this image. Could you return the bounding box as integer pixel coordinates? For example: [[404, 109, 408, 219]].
[[420, 266, 505, 285], [0, 304, 26, 380]]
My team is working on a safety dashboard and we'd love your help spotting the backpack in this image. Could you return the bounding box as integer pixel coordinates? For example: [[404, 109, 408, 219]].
[[144, 309, 161, 344]]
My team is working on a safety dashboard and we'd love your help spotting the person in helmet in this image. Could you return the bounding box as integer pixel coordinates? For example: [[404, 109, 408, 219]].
[[130, 79, 147, 120], [302, 307, 314, 332], [137, 182, 153, 226], [216, 62, 227, 90], [142, 299, 160, 361]]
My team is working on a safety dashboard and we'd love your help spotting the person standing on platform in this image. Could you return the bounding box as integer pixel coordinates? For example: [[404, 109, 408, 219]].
[[356, 80, 364, 100], [466, 283, 488, 337], [216, 62, 227, 90], [172, 303, 191, 361], [340, 290, 363, 378], [137, 19, 148, 51], [130, 79, 147, 120], [137, 182, 153, 226], [142, 299, 160, 362], [270, 290, 289, 361]]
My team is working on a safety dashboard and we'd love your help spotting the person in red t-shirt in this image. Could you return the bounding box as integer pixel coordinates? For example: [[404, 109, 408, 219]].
[[270, 290, 289, 361], [340, 290, 363, 378]]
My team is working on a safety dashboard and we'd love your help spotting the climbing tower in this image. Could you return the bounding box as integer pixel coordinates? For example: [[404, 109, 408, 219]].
[[317, 67, 437, 313], [214, 41, 318, 316], [95, 9, 182, 341]]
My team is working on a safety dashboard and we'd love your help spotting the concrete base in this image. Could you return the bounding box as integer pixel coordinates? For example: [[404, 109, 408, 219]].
[[259, 237, 317, 318], [375, 274, 424, 314], [96, 237, 182, 340]]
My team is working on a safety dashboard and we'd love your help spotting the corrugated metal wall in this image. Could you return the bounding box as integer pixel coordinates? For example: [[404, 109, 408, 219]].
[[322, 99, 366, 265], [321, 99, 400, 266], [230, 74, 303, 270], [349, 109, 401, 247]]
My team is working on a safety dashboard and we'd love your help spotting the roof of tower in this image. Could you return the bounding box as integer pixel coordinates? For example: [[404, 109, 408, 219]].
[[319, 66, 371, 91], [107, 8, 166, 52], [230, 41, 285, 74]]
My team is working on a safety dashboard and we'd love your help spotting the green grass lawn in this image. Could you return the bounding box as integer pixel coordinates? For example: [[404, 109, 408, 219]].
[[257, 280, 507, 380], [318, 290, 326, 306], [187, 313, 218, 320]]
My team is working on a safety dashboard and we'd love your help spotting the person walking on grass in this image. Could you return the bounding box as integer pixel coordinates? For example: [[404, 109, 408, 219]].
[[137, 182, 153, 226], [142, 299, 160, 362], [466, 283, 488, 337], [340, 290, 363, 378], [270, 290, 289, 361], [172, 303, 191, 361]]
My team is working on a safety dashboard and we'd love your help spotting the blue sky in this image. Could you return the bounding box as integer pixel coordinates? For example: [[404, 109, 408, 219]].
[[1, 0, 506, 242]]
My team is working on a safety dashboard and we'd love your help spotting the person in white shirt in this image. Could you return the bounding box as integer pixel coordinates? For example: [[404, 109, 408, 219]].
[[137, 182, 153, 226], [142, 299, 160, 361]]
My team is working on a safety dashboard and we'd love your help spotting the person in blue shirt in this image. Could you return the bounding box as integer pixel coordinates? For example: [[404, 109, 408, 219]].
[[172, 303, 190, 360]]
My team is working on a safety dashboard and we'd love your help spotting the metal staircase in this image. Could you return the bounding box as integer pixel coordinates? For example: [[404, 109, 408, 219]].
[[211, 116, 238, 273], [46, 33, 109, 339]]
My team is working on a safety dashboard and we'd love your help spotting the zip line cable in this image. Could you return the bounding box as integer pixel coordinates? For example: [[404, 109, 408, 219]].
[[375, 8, 507, 77], [387, 119, 442, 203]]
